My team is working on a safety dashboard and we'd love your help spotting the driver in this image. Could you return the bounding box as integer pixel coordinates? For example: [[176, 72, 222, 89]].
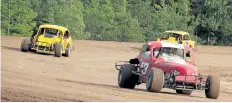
[[162, 48, 176, 56], [177, 36, 183, 44]]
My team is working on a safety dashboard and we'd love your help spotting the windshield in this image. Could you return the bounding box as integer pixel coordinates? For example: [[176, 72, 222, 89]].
[[160, 47, 184, 59], [161, 33, 181, 40], [44, 28, 58, 38]]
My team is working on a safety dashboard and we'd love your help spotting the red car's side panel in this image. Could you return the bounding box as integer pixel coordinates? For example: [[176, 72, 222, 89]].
[[137, 55, 152, 82], [137, 42, 162, 82]]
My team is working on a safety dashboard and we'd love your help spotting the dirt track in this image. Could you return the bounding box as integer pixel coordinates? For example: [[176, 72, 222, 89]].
[[1, 36, 232, 102]]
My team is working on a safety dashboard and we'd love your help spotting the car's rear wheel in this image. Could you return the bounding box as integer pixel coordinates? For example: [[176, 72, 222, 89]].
[[54, 43, 62, 57], [64, 44, 71, 57], [118, 64, 139, 89], [176, 90, 192, 95], [146, 68, 164, 92], [205, 75, 220, 99], [21, 38, 31, 52]]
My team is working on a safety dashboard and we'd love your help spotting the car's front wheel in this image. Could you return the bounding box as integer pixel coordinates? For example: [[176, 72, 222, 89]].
[[205, 75, 220, 99], [54, 43, 62, 57], [146, 68, 164, 92]]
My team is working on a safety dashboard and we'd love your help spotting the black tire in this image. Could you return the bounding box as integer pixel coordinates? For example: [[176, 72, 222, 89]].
[[118, 64, 139, 89], [146, 68, 164, 92], [176, 90, 192, 95], [64, 44, 71, 57], [21, 38, 31, 52], [54, 43, 62, 57], [29, 49, 37, 52], [205, 75, 220, 99], [27, 37, 37, 52]]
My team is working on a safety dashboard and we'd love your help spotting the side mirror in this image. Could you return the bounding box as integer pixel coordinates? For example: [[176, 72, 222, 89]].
[[186, 51, 191, 57]]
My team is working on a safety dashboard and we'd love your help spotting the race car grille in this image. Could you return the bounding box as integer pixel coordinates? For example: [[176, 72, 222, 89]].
[[35, 45, 50, 51]]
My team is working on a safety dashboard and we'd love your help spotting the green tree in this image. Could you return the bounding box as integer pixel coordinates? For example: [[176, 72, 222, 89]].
[[127, 0, 154, 41], [195, 0, 232, 45], [152, 0, 193, 36], [112, 0, 145, 42], [83, 0, 115, 40], [1, 0, 37, 36], [113, 14, 145, 42], [30, 0, 57, 25], [54, 0, 86, 39]]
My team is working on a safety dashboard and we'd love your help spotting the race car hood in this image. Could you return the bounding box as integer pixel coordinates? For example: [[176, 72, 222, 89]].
[[159, 57, 197, 75]]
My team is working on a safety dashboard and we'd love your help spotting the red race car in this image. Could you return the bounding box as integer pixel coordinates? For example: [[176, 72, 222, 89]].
[[115, 41, 220, 99]]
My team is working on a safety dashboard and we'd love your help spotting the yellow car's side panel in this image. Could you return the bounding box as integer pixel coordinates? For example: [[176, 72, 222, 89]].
[[63, 37, 72, 49], [182, 40, 195, 47]]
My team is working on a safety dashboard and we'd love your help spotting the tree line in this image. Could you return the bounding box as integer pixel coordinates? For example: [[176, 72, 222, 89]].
[[1, 0, 232, 46]]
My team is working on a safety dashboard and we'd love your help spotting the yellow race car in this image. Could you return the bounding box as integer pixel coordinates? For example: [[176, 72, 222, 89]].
[[157, 31, 195, 48], [21, 24, 74, 57]]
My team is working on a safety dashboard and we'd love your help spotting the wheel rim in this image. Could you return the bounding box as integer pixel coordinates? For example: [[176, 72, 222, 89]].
[[118, 70, 122, 84]]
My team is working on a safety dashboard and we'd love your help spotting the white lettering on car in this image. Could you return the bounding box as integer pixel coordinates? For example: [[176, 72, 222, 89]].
[[140, 62, 149, 75]]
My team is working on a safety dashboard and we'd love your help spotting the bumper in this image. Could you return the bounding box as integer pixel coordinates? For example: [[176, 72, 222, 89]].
[[175, 75, 202, 83], [173, 74, 207, 90], [31, 41, 53, 52]]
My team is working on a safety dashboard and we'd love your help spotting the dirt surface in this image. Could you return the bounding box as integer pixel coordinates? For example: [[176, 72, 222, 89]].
[[1, 36, 232, 102]]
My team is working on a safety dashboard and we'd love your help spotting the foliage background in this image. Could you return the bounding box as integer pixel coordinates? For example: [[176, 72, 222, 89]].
[[1, 0, 232, 45]]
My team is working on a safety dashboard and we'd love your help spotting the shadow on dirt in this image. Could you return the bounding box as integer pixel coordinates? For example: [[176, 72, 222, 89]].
[[35, 51, 53, 56], [1, 45, 20, 52], [135, 88, 178, 95], [132, 88, 204, 99], [1, 90, 84, 102], [1, 46, 52, 55], [130, 47, 141, 51], [56, 78, 204, 99], [1, 45, 53, 56], [56, 78, 118, 89], [1, 96, 10, 101]]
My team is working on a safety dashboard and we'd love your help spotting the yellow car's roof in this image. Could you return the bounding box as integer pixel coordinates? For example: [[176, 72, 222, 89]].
[[164, 31, 189, 36], [39, 24, 69, 33]]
